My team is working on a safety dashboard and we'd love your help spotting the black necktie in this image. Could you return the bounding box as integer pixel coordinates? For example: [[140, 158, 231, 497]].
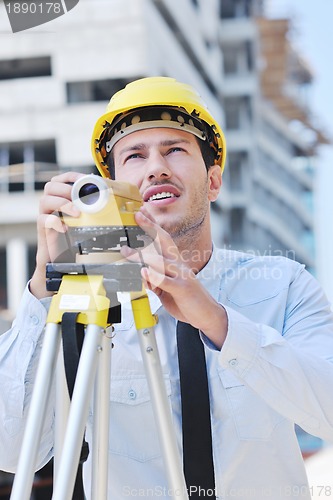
[[176, 321, 216, 498]]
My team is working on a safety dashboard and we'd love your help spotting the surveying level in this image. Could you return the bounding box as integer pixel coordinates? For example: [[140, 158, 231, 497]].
[[62, 175, 147, 255], [10, 175, 188, 500]]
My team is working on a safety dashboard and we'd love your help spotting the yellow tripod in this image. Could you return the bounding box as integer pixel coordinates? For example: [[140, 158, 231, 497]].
[[10, 176, 188, 500]]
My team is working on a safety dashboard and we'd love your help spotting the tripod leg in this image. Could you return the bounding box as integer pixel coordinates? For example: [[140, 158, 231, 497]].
[[54, 344, 70, 481], [131, 296, 189, 500], [52, 323, 104, 500], [10, 323, 61, 500], [91, 327, 112, 499]]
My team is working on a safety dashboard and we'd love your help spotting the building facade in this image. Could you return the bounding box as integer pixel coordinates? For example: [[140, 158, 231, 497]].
[[0, 0, 326, 331], [0, 0, 328, 494]]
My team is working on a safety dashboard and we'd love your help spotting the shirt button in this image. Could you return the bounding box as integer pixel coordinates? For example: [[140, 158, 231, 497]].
[[229, 358, 238, 367], [31, 315, 39, 325], [128, 389, 136, 400]]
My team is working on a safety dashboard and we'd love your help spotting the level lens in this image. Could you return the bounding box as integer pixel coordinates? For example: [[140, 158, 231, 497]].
[[78, 183, 100, 205]]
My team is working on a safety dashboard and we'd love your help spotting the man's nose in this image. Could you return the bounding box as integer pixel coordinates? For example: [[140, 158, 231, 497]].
[[145, 152, 172, 181]]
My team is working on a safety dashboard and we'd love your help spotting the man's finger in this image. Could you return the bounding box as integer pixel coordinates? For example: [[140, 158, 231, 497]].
[[135, 211, 178, 260], [39, 213, 67, 233], [50, 171, 85, 183]]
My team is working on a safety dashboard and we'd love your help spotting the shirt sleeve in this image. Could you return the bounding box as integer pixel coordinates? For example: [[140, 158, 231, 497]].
[[219, 265, 333, 442], [0, 284, 54, 473]]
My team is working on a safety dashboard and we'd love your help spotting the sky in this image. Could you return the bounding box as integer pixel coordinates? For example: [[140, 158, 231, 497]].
[[266, 0, 333, 303]]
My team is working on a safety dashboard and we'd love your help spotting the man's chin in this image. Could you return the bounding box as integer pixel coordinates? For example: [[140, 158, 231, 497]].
[[146, 209, 176, 229]]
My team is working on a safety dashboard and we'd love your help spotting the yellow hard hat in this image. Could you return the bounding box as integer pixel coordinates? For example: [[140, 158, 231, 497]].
[[91, 76, 226, 178]]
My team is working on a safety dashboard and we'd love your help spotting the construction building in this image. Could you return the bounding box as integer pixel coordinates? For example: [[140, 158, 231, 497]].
[[0, 0, 329, 495], [0, 0, 327, 328]]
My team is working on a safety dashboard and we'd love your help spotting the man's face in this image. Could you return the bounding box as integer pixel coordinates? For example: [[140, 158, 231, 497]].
[[112, 128, 221, 241]]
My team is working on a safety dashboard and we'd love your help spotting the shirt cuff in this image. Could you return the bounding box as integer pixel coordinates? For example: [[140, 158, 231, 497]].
[[13, 282, 50, 341], [219, 306, 261, 377], [199, 330, 221, 351]]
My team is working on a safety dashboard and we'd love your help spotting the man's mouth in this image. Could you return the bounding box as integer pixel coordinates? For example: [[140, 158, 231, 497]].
[[143, 184, 181, 203], [147, 192, 177, 202]]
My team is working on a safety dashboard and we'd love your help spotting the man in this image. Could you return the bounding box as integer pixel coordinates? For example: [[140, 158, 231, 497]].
[[0, 77, 333, 499]]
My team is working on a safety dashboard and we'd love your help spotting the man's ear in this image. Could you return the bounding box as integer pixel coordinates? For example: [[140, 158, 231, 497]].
[[208, 164, 222, 202]]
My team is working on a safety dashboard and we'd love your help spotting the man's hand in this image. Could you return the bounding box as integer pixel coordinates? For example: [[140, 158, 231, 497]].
[[121, 209, 228, 349], [30, 171, 84, 299]]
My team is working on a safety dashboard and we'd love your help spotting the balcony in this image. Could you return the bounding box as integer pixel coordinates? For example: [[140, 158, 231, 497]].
[[219, 18, 257, 43], [0, 162, 59, 193], [222, 74, 258, 96]]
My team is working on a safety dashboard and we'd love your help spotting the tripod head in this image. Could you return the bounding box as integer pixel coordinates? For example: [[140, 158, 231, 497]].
[[61, 174, 146, 257], [47, 174, 148, 293]]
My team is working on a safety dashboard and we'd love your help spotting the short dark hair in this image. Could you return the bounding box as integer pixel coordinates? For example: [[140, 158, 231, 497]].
[[196, 137, 216, 171], [106, 154, 116, 180]]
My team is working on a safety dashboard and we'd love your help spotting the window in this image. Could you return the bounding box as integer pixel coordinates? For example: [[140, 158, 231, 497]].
[[223, 42, 254, 75], [225, 99, 241, 129], [245, 41, 254, 72], [0, 248, 7, 309], [66, 78, 139, 104], [28, 245, 38, 281], [223, 47, 238, 75], [224, 97, 252, 130], [230, 208, 245, 244], [228, 152, 246, 190], [220, 0, 252, 19], [0, 56, 51, 80], [0, 139, 58, 192]]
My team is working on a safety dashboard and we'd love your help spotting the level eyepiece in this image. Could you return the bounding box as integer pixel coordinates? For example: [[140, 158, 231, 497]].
[[71, 175, 110, 213]]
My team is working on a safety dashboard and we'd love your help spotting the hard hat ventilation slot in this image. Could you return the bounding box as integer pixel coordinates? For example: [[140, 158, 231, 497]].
[[103, 106, 216, 154]]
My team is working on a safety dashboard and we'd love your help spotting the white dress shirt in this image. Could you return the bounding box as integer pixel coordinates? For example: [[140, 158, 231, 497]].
[[1, 247, 333, 499]]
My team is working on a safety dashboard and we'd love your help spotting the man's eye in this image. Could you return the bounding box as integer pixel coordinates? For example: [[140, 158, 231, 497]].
[[168, 147, 184, 154], [124, 153, 142, 162]]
